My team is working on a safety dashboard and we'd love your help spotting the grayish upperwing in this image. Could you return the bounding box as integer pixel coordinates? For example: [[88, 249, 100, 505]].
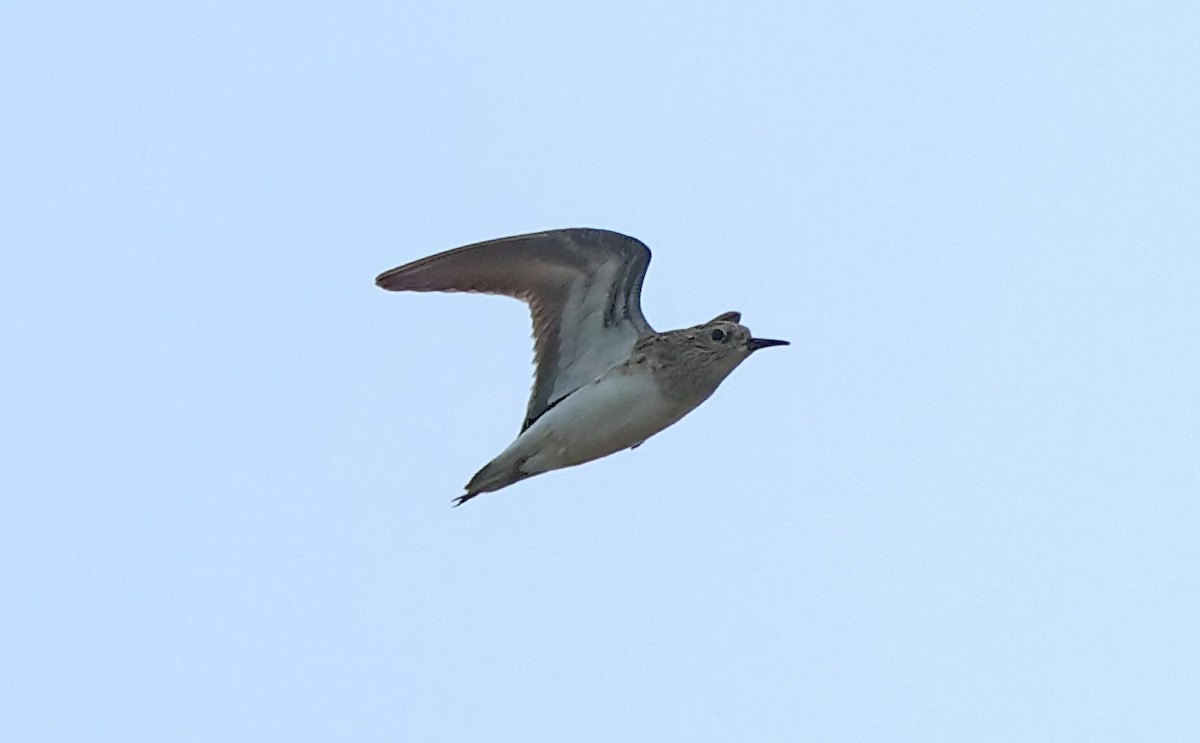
[[375, 228, 655, 431]]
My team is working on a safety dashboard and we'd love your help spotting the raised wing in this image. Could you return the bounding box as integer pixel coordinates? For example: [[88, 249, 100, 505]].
[[376, 228, 654, 431]]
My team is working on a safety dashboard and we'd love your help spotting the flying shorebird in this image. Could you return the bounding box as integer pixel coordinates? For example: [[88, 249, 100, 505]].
[[375, 228, 789, 506]]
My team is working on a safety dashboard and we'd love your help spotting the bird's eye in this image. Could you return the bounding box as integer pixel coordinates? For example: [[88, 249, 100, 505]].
[[711, 328, 726, 342]]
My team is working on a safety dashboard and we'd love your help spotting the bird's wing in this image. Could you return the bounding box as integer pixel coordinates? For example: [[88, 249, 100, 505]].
[[376, 228, 654, 431]]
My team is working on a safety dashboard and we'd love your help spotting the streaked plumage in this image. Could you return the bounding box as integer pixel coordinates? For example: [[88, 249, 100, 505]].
[[376, 228, 788, 505]]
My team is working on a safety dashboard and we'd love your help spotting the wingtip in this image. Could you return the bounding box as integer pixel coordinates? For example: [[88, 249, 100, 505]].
[[374, 270, 397, 290]]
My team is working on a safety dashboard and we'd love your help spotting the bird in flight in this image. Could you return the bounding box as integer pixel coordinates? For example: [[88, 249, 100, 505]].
[[376, 228, 789, 505]]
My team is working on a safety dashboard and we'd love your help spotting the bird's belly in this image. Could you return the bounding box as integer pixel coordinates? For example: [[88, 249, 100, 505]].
[[520, 372, 684, 471]]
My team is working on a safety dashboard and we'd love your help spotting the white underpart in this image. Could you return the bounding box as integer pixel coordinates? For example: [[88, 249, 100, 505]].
[[492, 366, 687, 477]]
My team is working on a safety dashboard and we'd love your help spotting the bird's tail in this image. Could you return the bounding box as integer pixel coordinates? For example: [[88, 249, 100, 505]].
[[453, 455, 534, 506]]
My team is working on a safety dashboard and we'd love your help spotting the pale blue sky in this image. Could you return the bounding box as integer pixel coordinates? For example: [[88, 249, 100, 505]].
[[3, 1, 1198, 740]]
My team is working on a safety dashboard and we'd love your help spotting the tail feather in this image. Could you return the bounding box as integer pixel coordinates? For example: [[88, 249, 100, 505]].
[[452, 456, 534, 506]]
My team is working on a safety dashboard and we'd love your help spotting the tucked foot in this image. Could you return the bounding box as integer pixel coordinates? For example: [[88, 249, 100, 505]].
[[451, 491, 480, 507]]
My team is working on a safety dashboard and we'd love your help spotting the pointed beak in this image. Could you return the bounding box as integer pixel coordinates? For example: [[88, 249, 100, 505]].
[[748, 337, 790, 352]]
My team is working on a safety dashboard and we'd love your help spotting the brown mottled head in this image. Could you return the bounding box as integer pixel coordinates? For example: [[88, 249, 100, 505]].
[[699, 311, 789, 356], [646, 311, 788, 403]]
